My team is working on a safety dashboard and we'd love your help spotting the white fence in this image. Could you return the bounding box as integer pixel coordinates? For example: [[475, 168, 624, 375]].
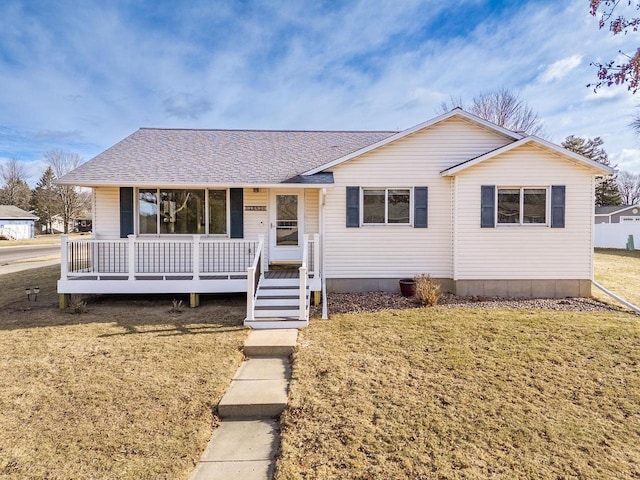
[[594, 223, 640, 249]]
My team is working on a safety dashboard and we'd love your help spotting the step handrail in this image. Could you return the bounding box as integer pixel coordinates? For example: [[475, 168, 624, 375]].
[[299, 234, 309, 320], [246, 235, 265, 321]]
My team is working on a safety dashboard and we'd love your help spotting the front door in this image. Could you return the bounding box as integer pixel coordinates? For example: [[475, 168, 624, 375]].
[[269, 189, 304, 263]]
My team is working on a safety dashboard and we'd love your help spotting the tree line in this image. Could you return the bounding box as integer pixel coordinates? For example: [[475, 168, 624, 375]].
[[0, 150, 87, 234]]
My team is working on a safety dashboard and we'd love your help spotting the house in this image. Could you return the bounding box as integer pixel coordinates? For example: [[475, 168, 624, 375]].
[[56, 108, 613, 328], [594, 205, 640, 223], [0, 205, 38, 240], [594, 205, 640, 249]]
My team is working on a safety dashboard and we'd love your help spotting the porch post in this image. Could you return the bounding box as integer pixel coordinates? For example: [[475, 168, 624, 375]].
[[192, 235, 201, 281], [127, 234, 136, 281], [246, 266, 255, 321], [60, 234, 68, 280], [313, 233, 320, 279], [257, 234, 264, 278]]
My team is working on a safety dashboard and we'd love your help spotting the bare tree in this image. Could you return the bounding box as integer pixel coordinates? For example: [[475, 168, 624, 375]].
[[617, 170, 640, 205], [0, 158, 32, 210], [440, 88, 545, 136], [45, 149, 84, 234]]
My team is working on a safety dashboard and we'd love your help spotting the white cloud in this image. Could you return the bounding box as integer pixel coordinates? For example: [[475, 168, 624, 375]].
[[539, 54, 583, 83], [611, 148, 640, 173]]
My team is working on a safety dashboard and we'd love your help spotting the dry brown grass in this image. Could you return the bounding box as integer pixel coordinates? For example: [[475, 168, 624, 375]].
[[594, 248, 640, 307], [277, 307, 640, 479], [0, 266, 247, 479]]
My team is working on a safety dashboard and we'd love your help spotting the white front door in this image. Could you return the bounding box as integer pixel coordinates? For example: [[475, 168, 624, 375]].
[[269, 189, 304, 263]]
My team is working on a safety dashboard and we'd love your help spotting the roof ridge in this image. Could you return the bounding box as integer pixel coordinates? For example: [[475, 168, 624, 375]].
[[138, 127, 399, 134]]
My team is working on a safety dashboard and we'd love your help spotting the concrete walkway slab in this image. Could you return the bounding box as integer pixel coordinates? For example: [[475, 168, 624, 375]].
[[234, 357, 291, 381], [190, 460, 273, 480], [199, 419, 278, 462], [244, 328, 298, 356], [218, 379, 289, 418]]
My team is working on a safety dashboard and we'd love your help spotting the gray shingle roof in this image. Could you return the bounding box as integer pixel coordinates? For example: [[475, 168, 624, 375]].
[[0, 205, 38, 219], [59, 128, 398, 186], [595, 205, 636, 215]]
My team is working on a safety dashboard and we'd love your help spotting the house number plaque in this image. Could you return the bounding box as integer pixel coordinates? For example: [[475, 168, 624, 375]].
[[245, 206, 267, 211]]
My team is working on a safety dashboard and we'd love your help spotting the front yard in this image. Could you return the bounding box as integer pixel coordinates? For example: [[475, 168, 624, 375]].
[[277, 308, 640, 479], [594, 248, 640, 307], [0, 266, 247, 479]]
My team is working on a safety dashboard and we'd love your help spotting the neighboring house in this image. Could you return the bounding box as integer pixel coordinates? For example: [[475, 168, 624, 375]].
[[56, 108, 613, 328], [594, 205, 640, 249], [594, 205, 640, 223], [0, 205, 38, 240], [47, 215, 75, 234]]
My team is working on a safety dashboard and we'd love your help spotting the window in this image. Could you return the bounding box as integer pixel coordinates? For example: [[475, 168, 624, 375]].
[[137, 188, 227, 235], [208, 190, 227, 234], [497, 187, 547, 225], [139, 189, 158, 234], [363, 188, 410, 225]]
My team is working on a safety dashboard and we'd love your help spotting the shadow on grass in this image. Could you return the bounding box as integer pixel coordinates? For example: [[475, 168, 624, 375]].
[[1, 266, 248, 334]]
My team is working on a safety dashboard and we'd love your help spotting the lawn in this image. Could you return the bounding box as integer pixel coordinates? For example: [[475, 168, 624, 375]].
[[0, 233, 84, 247], [0, 266, 247, 479], [277, 309, 640, 479], [594, 248, 640, 307]]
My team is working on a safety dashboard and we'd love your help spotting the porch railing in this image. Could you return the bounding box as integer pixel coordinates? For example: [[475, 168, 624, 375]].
[[245, 235, 265, 321], [307, 233, 320, 279], [61, 234, 259, 280]]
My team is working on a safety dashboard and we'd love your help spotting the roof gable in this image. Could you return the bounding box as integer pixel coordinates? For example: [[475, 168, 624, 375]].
[[440, 136, 615, 176], [303, 108, 523, 176]]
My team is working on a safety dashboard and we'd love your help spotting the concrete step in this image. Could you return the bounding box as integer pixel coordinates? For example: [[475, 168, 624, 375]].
[[243, 329, 298, 356], [218, 379, 289, 418]]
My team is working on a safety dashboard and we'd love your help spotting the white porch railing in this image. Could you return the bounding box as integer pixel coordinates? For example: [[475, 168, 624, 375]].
[[245, 235, 265, 321], [61, 234, 261, 281]]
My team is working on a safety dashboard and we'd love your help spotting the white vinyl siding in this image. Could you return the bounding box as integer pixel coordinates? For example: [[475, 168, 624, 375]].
[[94, 187, 121, 238], [454, 145, 594, 280], [324, 116, 513, 279], [305, 189, 319, 234], [243, 188, 270, 264]]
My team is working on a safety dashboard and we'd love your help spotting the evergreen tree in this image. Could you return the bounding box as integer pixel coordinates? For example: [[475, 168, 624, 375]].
[[561, 135, 621, 206], [31, 166, 60, 234]]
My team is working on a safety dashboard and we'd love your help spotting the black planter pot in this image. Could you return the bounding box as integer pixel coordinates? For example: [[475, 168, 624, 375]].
[[399, 279, 416, 297]]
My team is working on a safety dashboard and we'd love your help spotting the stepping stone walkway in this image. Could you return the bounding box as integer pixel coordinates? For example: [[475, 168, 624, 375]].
[[190, 329, 298, 480]]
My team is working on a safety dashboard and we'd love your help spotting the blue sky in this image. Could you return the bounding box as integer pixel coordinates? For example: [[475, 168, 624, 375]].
[[1, 0, 639, 185]]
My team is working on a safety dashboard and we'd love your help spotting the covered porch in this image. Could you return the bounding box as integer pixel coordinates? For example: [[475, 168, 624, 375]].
[[58, 233, 322, 328]]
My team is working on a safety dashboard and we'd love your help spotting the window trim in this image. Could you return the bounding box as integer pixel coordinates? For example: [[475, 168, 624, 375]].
[[496, 186, 549, 227], [360, 187, 413, 226], [135, 187, 230, 236]]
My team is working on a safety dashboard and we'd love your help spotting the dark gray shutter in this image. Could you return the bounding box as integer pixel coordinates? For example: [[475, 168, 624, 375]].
[[551, 185, 565, 228], [414, 187, 428, 228], [346, 186, 360, 228], [230, 188, 244, 238], [120, 187, 134, 238], [481, 185, 495, 228]]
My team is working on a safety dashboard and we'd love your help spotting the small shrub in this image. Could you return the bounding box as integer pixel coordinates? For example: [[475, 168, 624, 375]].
[[414, 274, 440, 306], [170, 299, 184, 313]]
